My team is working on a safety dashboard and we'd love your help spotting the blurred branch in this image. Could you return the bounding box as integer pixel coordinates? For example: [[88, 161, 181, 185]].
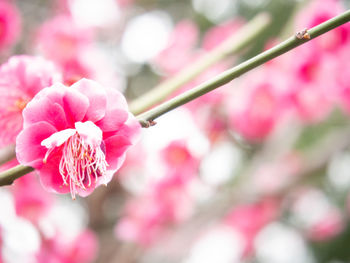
[[136, 9, 350, 125], [129, 13, 271, 115], [0, 9, 349, 186], [0, 164, 34, 185], [0, 145, 16, 166]]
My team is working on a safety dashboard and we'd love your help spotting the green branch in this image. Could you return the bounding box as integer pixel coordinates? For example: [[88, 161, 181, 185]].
[[0, 9, 349, 186], [129, 13, 271, 115], [0, 165, 34, 186], [136, 9, 350, 124]]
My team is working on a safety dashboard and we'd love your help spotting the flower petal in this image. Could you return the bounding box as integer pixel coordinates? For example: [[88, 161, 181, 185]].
[[38, 151, 70, 194], [16, 121, 57, 168], [104, 135, 131, 170], [23, 97, 67, 130], [39, 150, 97, 197], [105, 87, 128, 111], [41, 128, 76, 148], [75, 121, 102, 146], [96, 109, 128, 132], [72, 78, 107, 122], [116, 114, 142, 144], [63, 88, 89, 125], [35, 84, 66, 105]]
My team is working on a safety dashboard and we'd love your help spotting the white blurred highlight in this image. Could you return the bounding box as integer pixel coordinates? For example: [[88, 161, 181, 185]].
[[39, 197, 87, 240], [70, 0, 120, 27], [192, 0, 236, 23], [327, 152, 350, 192], [255, 223, 314, 263], [184, 225, 245, 263], [200, 142, 242, 186], [291, 189, 336, 228], [121, 11, 172, 63], [0, 189, 40, 263]]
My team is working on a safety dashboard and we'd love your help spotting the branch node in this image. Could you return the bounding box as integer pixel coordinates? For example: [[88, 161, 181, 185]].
[[139, 120, 157, 128], [295, 28, 310, 40]]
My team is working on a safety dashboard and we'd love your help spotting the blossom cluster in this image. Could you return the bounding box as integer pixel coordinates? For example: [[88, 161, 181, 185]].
[[0, 0, 350, 262]]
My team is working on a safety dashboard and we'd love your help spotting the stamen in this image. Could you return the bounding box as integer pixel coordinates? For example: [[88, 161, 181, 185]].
[[14, 99, 28, 111], [58, 132, 108, 199]]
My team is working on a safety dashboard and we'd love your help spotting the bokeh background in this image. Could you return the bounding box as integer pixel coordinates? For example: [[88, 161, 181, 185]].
[[1, 0, 350, 262]]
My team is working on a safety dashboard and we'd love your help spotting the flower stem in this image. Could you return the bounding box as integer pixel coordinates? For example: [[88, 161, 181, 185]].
[[0, 145, 15, 166], [0, 9, 349, 186], [129, 13, 271, 115], [0, 165, 34, 186], [136, 9, 350, 125]]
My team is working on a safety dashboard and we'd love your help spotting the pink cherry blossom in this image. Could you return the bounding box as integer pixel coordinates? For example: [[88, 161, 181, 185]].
[[153, 20, 199, 75], [224, 199, 279, 257], [161, 140, 199, 179], [0, 0, 21, 51], [37, 15, 94, 64], [16, 78, 141, 199], [1, 158, 54, 224], [11, 172, 54, 224], [296, 0, 350, 53], [330, 43, 350, 115], [116, 176, 193, 246], [291, 188, 345, 242], [116, 139, 199, 246], [0, 55, 62, 146], [59, 48, 119, 87], [202, 19, 244, 51], [307, 211, 344, 242], [116, 0, 134, 8], [36, 14, 118, 87], [228, 70, 290, 142], [251, 153, 302, 195], [286, 45, 336, 122], [37, 230, 98, 263]]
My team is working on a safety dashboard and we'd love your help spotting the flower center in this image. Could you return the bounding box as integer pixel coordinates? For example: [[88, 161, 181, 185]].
[[14, 98, 28, 111], [41, 121, 108, 199], [59, 132, 108, 199]]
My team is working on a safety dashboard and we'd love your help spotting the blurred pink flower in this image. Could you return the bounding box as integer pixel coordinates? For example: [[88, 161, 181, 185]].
[[37, 230, 98, 263], [332, 45, 350, 114], [116, 178, 193, 246], [161, 140, 199, 178], [154, 20, 199, 75], [296, 0, 350, 53], [1, 158, 53, 224], [11, 172, 54, 224], [307, 211, 344, 242], [116, 0, 134, 8], [291, 188, 344, 242], [0, 55, 62, 146], [59, 48, 119, 87], [16, 78, 141, 199], [37, 15, 94, 64], [281, 0, 350, 122], [224, 199, 279, 257], [202, 19, 244, 51], [228, 75, 289, 142], [117, 140, 198, 245], [37, 14, 118, 87], [287, 46, 336, 122], [0, 0, 21, 51]]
